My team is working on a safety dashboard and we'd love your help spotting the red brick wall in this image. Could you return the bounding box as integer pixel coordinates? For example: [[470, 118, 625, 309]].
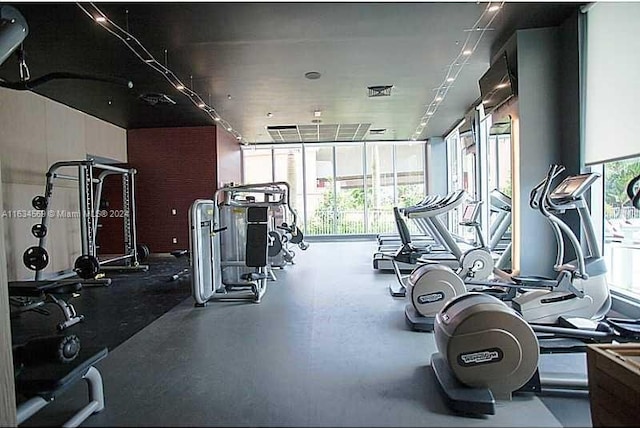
[[98, 125, 243, 254], [125, 126, 218, 253], [96, 168, 126, 255]]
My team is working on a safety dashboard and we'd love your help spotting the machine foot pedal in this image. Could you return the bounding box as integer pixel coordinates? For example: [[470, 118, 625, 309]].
[[404, 304, 435, 332], [389, 285, 406, 298], [431, 353, 495, 415]]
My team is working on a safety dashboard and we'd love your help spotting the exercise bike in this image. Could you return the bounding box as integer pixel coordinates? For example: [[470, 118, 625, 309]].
[[380, 198, 496, 299]]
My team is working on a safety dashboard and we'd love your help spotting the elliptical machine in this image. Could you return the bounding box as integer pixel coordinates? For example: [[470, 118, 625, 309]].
[[405, 165, 611, 331]]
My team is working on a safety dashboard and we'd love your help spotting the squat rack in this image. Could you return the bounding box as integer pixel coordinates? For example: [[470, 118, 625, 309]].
[[30, 159, 148, 281]]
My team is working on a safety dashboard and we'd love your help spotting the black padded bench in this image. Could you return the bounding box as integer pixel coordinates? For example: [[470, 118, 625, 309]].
[[9, 280, 84, 330]]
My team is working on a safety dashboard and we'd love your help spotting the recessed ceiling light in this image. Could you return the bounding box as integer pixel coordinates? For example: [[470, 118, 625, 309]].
[[214, 117, 221, 122], [95, 16, 106, 23], [420, 122, 427, 126], [435, 96, 443, 102], [463, 50, 472, 56], [305, 71, 322, 80], [314, 110, 322, 117], [227, 94, 232, 100], [176, 84, 184, 90], [426, 112, 434, 116], [197, 103, 206, 108], [236, 136, 242, 140], [488, 5, 501, 12], [267, 112, 273, 118], [446, 77, 455, 82], [227, 127, 232, 131]]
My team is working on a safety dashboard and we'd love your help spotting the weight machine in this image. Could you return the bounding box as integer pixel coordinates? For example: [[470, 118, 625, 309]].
[[190, 182, 306, 305]]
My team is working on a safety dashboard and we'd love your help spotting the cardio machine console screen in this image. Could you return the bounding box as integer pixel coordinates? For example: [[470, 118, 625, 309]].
[[550, 173, 598, 201]]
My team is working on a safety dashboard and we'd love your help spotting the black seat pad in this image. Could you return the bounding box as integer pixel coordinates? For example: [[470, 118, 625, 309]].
[[511, 275, 557, 288], [9, 281, 82, 297], [394, 243, 431, 264]]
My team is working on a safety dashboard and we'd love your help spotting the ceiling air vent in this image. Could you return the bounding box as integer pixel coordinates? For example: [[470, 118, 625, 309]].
[[139, 93, 176, 106], [267, 124, 370, 143], [368, 85, 393, 97], [369, 128, 386, 135]]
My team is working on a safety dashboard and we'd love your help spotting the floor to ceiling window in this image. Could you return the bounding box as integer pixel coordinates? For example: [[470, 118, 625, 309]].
[[242, 141, 425, 236], [396, 143, 427, 208], [602, 156, 640, 297], [305, 145, 334, 235], [445, 122, 478, 240], [365, 143, 395, 234], [583, 2, 640, 301], [243, 146, 274, 184], [335, 144, 365, 234], [273, 146, 305, 230]]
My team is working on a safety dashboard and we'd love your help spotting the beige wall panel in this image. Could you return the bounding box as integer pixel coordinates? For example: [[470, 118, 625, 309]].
[[85, 117, 127, 162], [2, 183, 43, 280], [45, 101, 87, 189], [0, 88, 47, 185], [1, 89, 125, 278], [3, 183, 82, 280]]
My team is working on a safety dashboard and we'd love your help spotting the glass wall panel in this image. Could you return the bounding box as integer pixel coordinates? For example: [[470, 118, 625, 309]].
[[483, 114, 512, 265], [603, 156, 640, 297], [446, 131, 461, 193], [305, 146, 334, 235], [396, 143, 425, 235], [243, 141, 426, 237], [487, 116, 512, 198], [447, 129, 477, 240], [366, 143, 395, 234], [273, 146, 305, 230], [335, 145, 365, 234], [243, 147, 273, 183]]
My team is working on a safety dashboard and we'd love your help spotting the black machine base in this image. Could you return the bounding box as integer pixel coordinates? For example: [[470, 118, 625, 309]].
[[405, 304, 435, 332], [431, 353, 495, 416]]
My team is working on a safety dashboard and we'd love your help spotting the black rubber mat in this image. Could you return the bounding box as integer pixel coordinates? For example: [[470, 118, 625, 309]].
[[10, 256, 192, 352]]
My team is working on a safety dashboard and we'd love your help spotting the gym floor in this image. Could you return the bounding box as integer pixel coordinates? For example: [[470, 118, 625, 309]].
[[17, 241, 591, 427]]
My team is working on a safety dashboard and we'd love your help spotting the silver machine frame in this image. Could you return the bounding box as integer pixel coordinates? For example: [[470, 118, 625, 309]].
[[33, 159, 148, 281], [190, 181, 300, 305]]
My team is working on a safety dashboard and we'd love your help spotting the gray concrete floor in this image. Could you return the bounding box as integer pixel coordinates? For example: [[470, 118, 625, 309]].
[[27, 241, 592, 427]]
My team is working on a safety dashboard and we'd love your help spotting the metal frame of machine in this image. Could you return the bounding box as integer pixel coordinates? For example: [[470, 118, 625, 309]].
[[190, 181, 305, 306], [25, 159, 148, 283]]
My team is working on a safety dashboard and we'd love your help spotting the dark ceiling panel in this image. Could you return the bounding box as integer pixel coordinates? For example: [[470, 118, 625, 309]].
[[0, 2, 581, 142]]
